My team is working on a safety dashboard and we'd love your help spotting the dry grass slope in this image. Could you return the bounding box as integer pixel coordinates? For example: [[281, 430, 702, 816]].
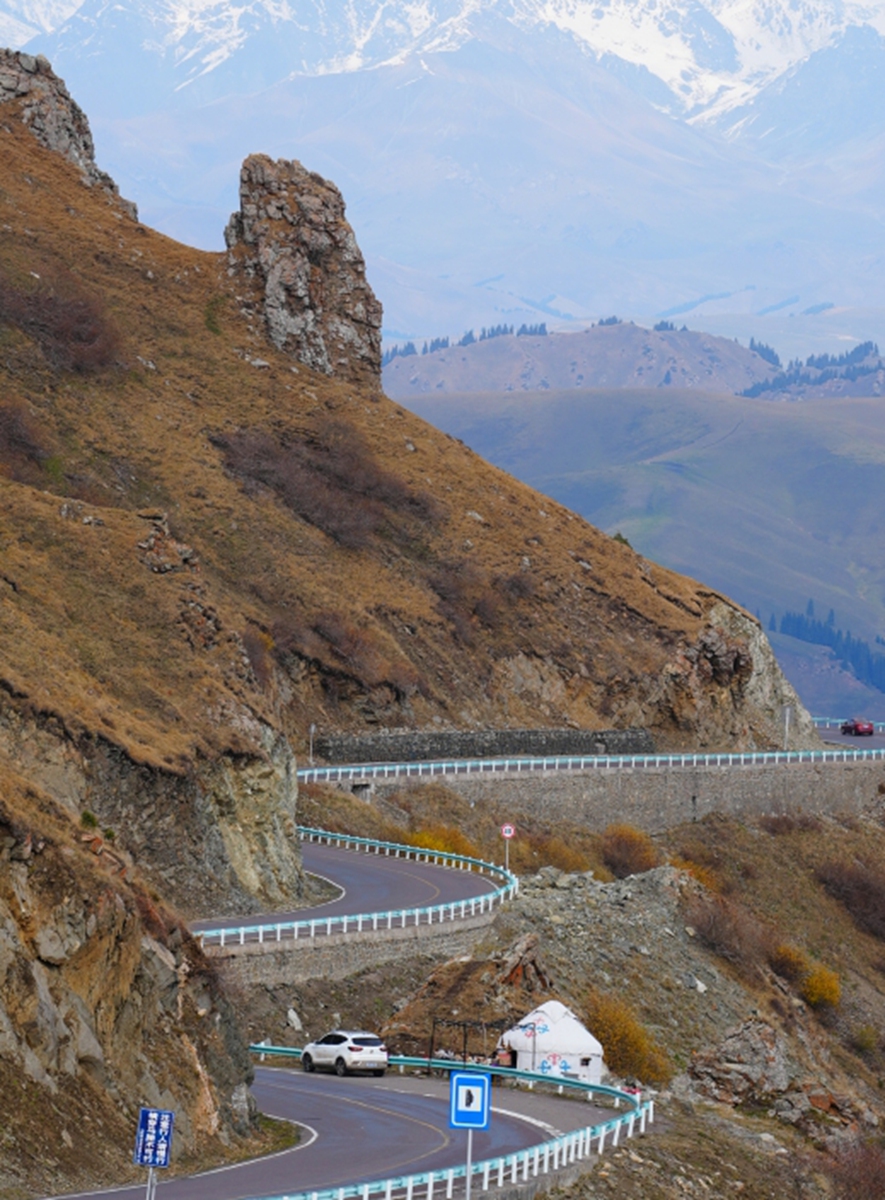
[[0, 104, 803, 773]]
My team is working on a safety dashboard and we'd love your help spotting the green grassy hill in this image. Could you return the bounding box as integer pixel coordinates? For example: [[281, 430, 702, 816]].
[[404, 387, 885, 716]]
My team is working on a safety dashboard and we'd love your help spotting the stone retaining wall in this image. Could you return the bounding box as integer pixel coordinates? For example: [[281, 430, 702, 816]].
[[208, 911, 492, 985], [315, 727, 654, 765], [367, 759, 885, 833]]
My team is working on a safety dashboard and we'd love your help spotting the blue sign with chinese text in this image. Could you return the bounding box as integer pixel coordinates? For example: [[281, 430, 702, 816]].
[[449, 1072, 490, 1130], [134, 1108, 175, 1167]]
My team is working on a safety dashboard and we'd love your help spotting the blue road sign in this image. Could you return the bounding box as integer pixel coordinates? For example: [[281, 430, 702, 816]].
[[449, 1072, 491, 1130], [134, 1108, 175, 1168]]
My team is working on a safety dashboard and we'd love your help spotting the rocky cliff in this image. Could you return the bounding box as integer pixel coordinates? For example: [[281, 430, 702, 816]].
[[0, 49, 136, 218], [0, 764, 257, 1197], [225, 153, 382, 383]]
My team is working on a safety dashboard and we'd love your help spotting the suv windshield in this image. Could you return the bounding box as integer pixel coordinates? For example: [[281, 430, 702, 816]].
[[352, 1036, 383, 1046]]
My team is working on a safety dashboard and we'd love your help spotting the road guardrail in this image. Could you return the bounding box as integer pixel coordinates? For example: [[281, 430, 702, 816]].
[[298, 745, 885, 784], [813, 716, 885, 732], [195, 828, 518, 949], [249, 1047, 653, 1200]]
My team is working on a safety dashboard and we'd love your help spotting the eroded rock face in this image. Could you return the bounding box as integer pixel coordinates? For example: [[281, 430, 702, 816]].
[[690, 1019, 792, 1102], [653, 601, 818, 750], [0, 698, 304, 918], [225, 154, 382, 383], [0, 49, 136, 219], [0, 803, 256, 1192]]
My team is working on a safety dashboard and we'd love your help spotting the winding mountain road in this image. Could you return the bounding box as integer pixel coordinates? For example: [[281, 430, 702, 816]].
[[52, 843, 604, 1200], [191, 841, 497, 936], [55, 1071, 608, 1200]]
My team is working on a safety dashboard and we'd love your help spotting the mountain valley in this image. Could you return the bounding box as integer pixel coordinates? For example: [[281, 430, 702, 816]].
[[0, 48, 833, 1191]]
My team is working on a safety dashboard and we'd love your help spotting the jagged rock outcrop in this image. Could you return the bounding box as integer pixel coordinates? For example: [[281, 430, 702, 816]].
[[0, 49, 136, 219], [690, 1019, 792, 1102], [225, 153, 382, 383], [0, 695, 304, 919], [0, 779, 256, 1195]]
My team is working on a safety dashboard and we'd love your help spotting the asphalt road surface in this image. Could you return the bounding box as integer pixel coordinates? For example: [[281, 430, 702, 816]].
[[817, 721, 885, 750], [51, 1071, 612, 1200], [191, 842, 497, 934]]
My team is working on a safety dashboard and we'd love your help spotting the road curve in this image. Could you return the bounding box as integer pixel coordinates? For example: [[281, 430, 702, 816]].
[[191, 842, 497, 934], [51, 1071, 609, 1200]]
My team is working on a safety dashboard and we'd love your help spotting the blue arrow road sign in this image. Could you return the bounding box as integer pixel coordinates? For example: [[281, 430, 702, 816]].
[[449, 1072, 491, 1130], [134, 1108, 175, 1167]]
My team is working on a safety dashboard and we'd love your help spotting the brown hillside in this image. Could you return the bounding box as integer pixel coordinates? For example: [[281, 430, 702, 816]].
[[383, 322, 778, 397], [0, 91, 811, 768]]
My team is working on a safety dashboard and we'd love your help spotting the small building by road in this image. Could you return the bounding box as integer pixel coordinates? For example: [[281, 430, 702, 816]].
[[496, 1000, 604, 1085]]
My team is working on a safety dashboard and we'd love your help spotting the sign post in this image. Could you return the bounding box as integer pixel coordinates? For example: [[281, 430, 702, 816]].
[[450, 1072, 491, 1200], [134, 1107, 175, 1200], [782, 704, 792, 751], [500, 823, 515, 874]]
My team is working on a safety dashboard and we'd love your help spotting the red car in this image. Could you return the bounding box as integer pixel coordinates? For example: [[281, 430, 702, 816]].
[[841, 717, 875, 736]]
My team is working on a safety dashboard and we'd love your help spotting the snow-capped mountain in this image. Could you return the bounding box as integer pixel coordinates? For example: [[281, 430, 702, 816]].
[[4, 0, 884, 347], [12, 0, 885, 116]]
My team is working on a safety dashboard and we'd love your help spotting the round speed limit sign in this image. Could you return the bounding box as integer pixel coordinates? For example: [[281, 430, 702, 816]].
[[501, 823, 516, 839]]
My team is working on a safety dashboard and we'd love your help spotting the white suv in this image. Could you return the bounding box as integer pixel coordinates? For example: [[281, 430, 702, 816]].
[[301, 1031, 388, 1077]]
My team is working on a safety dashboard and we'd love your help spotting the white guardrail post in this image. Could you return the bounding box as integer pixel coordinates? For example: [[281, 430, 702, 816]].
[[195, 828, 519, 948], [199, 722, 875, 951], [297, 734, 885, 787], [247, 1050, 655, 1200]]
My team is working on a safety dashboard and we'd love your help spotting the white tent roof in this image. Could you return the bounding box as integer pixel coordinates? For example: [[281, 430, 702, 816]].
[[498, 1000, 603, 1057]]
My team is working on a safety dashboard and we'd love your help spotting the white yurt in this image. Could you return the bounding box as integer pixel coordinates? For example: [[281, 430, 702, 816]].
[[496, 1000, 604, 1084]]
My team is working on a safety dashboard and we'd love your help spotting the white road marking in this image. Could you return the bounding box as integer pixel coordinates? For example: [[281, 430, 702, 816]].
[[39, 1122, 318, 1200], [491, 1107, 562, 1138]]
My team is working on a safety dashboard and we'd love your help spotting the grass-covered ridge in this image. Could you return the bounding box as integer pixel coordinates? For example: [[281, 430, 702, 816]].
[[0, 111, 803, 764]]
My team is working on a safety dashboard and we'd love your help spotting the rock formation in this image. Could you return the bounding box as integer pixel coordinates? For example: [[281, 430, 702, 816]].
[[225, 154, 382, 383], [0, 49, 136, 219], [0, 694, 304, 919], [0, 777, 256, 1195]]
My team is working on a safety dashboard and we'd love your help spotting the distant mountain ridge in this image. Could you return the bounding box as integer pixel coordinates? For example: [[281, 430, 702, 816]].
[[4, 1, 885, 340], [383, 323, 778, 397], [384, 325, 885, 400], [7, 0, 884, 121]]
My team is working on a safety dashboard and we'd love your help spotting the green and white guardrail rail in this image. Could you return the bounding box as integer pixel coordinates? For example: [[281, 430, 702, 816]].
[[298, 744, 885, 784], [195, 828, 518, 949], [249, 1048, 654, 1200]]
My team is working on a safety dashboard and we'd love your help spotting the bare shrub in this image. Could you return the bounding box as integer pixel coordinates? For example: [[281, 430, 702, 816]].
[[313, 611, 389, 685], [510, 832, 594, 876], [600, 823, 659, 878], [0, 403, 48, 482], [758, 812, 822, 835], [131, 882, 185, 942], [769, 942, 810, 984], [684, 892, 771, 972], [472, 592, 502, 629], [668, 855, 720, 891], [817, 859, 885, 940], [271, 608, 423, 698], [827, 1140, 885, 1200], [498, 572, 535, 600], [801, 964, 841, 1009], [584, 987, 672, 1085], [0, 266, 118, 371], [409, 825, 480, 858], [241, 626, 274, 689], [540, 836, 590, 873], [427, 559, 485, 642], [213, 421, 440, 550], [271, 613, 326, 664]]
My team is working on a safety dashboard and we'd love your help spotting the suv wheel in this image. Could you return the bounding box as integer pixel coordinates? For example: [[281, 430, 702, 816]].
[[302, 1054, 314, 1072], [335, 1057, 348, 1077]]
